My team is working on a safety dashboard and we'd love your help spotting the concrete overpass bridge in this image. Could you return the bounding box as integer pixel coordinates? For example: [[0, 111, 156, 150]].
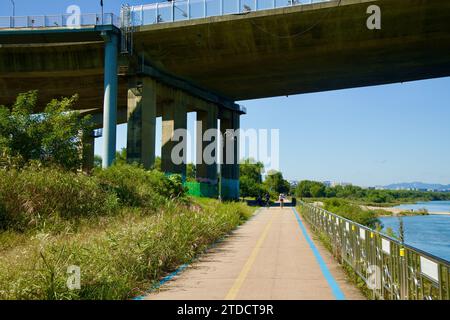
[[1, 0, 450, 198]]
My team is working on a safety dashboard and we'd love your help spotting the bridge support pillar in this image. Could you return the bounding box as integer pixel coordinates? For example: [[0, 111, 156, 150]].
[[126, 77, 157, 169], [101, 31, 119, 168], [161, 91, 187, 178], [220, 110, 240, 200], [195, 105, 219, 197]]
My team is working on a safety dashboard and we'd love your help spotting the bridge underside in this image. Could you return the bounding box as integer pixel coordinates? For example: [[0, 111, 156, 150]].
[[1, 0, 450, 199], [134, 0, 450, 100]]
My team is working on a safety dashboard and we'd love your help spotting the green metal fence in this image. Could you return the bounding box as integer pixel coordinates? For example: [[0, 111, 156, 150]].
[[184, 181, 218, 198], [299, 201, 450, 300]]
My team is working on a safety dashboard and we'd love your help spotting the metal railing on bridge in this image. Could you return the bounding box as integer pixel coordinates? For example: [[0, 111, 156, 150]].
[[0, 1, 330, 30], [0, 13, 119, 29], [299, 201, 450, 300], [129, 0, 331, 26]]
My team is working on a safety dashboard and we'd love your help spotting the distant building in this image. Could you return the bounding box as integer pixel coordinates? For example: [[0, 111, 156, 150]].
[[289, 180, 299, 188], [322, 181, 332, 187], [331, 181, 352, 187]]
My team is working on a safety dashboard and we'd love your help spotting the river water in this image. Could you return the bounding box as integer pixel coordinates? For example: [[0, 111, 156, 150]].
[[379, 202, 450, 262]]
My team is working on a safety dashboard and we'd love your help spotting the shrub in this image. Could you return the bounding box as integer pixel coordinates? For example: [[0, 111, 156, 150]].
[[0, 165, 118, 231], [0, 200, 253, 300], [323, 198, 380, 228], [94, 164, 186, 210]]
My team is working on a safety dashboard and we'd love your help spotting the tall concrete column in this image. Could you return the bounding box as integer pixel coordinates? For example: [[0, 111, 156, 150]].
[[196, 105, 219, 197], [221, 111, 240, 200], [101, 31, 119, 168], [126, 77, 157, 169], [81, 131, 95, 173], [161, 91, 187, 177]]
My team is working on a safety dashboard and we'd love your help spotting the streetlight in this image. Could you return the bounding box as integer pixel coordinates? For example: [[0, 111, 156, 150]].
[[10, 0, 15, 28], [10, 0, 15, 16], [100, 0, 104, 24]]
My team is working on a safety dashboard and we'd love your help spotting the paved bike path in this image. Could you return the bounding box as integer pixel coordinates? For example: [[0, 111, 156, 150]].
[[144, 207, 364, 300]]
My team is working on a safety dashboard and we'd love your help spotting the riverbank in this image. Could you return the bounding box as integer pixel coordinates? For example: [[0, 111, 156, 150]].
[[310, 200, 449, 217], [363, 205, 450, 216]]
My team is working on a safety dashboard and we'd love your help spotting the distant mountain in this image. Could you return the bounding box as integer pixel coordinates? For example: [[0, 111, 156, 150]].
[[382, 182, 450, 191]]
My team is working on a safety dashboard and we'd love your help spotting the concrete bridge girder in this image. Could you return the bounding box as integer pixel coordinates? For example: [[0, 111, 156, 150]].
[[123, 75, 241, 198], [161, 89, 187, 177]]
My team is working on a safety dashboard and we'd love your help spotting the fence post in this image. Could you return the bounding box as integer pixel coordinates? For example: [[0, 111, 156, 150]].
[[401, 249, 408, 299]]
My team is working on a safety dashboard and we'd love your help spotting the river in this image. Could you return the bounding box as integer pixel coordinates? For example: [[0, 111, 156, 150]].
[[379, 201, 450, 262]]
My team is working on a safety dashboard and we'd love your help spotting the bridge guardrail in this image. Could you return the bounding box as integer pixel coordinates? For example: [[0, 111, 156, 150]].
[[129, 0, 331, 26], [0, 1, 329, 30], [298, 200, 450, 300], [0, 13, 119, 29]]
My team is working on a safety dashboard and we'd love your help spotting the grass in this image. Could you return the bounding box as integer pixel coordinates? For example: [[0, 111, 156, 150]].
[[0, 164, 254, 300], [0, 199, 253, 300]]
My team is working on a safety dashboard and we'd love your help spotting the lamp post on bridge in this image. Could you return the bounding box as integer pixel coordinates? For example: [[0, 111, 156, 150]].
[[10, 0, 15, 27], [167, 0, 188, 21], [100, 0, 104, 24]]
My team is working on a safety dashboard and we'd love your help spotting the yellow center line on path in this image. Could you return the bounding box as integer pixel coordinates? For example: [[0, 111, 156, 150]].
[[225, 210, 275, 300]]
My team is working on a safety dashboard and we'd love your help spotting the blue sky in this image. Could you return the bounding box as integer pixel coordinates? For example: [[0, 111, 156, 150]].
[[2, 0, 450, 186]]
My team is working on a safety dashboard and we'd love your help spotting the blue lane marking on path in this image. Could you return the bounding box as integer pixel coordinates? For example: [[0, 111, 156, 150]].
[[291, 207, 346, 300], [133, 264, 189, 300], [133, 207, 265, 300]]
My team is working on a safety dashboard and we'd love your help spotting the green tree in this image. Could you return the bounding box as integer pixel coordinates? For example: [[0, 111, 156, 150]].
[[239, 159, 265, 199], [310, 183, 326, 198], [152, 156, 162, 171], [295, 180, 312, 197], [115, 148, 127, 165], [295, 180, 326, 198], [186, 163, 196, 180], [94, 155, 102, 168], [264, 170, 290, 195], [0, 91, 92, 170], [240, 159, 264, 183]]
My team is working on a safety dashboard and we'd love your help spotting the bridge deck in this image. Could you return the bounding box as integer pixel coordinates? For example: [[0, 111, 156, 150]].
[[144, 207, 364, 300], [2, 0, 450, 110]]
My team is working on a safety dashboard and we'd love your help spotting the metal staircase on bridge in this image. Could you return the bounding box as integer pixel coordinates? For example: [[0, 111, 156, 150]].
[[120, 4, 134, 55]]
